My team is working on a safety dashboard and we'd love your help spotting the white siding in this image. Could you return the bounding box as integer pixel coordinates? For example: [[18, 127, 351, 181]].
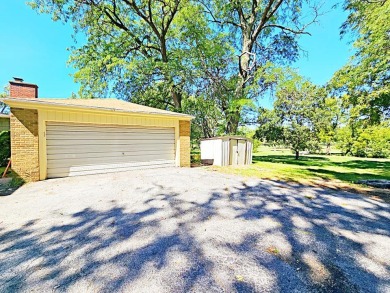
[[245, 141, 253, 165], [201, 137, 253, 166], [200, 140, 215, 160], [200, 139, 223, 165], [221, 139, 230, 166], [212, 140, 223, 166]]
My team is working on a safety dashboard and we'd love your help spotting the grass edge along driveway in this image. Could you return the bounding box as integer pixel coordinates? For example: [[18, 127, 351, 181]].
[[210, 152, 390, 201]]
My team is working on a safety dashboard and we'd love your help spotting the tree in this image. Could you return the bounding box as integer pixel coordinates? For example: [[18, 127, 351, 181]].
[[254, 107, 284, 146], [330, 0, 390, 126], [336, 122, 390, 158], [184, 95, 224, 139], [0, 101, 6, 114], [0, 86, 10, 114], [30, 0, 228, 112], [258, 70, 324, 159], [315, 96, 342, 155], [29, 0, 244, 141], [201, 0, 322, 133], [328, 0, 389, 157], [30, 0, 322, 136]]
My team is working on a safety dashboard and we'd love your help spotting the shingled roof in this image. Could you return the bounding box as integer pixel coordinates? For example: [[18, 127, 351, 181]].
[[2, 98, 193, 119]]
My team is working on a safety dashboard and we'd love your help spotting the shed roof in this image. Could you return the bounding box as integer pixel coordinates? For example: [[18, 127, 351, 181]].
[[2, 98, 193, 119], [200, 136, 252, 141]]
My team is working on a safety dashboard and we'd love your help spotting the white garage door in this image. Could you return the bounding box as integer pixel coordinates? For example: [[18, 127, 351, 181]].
[[46, 123, 175, 178]]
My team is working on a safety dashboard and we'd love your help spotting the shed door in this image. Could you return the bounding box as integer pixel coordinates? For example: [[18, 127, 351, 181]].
[[229, 139, 247, 165], [46, 123, 175, 178], [237, 140, 246, 165]]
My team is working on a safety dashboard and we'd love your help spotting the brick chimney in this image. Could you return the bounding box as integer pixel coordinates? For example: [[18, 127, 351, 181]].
[[9, 77, 38, 98]]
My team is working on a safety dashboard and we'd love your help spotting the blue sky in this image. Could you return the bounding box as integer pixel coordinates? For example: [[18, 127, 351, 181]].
[[295, 1, 352, 85], [0, 1, 78, 97], [0, 0, 351, 100]]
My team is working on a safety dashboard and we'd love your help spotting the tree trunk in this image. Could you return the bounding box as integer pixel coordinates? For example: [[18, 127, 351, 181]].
[[170, 87, 182, 109], [326, 143, 331, 155], [224, 33, 254, 134], [238, 35, 253, 78], [161, 37, 182, 109], [295, 150, 299, 160], [226, 109, 240, 134]]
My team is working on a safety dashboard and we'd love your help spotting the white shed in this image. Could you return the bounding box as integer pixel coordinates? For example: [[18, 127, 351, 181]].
[[200, 136, 253, 166]]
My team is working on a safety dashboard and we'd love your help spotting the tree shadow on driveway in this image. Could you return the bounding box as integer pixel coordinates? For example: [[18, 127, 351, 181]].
[[0, 174, 389, 292]]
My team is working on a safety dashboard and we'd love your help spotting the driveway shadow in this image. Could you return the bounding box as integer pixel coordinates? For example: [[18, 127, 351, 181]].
[[0, 176, 389, 292]]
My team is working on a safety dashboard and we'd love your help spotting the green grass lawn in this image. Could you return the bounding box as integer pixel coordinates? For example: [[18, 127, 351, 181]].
[[211, 147, 390, 191], [0, 167, 7, 178], [0, 166, 14, 178]]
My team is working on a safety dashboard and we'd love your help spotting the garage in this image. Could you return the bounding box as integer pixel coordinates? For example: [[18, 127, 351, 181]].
[[3, 78, 192, 182], [46, 123, 176, 178]]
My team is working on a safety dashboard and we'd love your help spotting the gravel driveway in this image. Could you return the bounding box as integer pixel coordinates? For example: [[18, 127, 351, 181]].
[[0, 167, 389, 292]]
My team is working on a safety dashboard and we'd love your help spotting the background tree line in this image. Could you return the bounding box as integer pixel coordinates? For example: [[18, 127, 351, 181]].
[[255, 0, 389, 158], [28, 0, 389, 158]]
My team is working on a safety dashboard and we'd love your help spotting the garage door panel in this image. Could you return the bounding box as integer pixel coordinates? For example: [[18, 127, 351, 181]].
[[46, 140, 174, 146], [48, 153, 175, 168], [47, 138, 174, 146], [47, 132, 175, 140], [47, 149, 174, 160], [46, 144, 175, 155], [46, 123, 176, 178], [48, 160, 174, 178], [49, 160, 175, 173], [47, 124, 173, 134]]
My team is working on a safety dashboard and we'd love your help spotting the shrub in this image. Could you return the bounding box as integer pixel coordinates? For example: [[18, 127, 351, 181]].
[[252, 139, 261, 152], [9, 177, 25, 188], [336, 124, 390, 158], [354, 125, 390, 158], [0, 131, 10, 166], [191, 153, 201, 164]]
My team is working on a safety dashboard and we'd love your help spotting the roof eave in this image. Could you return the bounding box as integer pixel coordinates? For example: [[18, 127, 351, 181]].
[[2, 98, 194, 120]]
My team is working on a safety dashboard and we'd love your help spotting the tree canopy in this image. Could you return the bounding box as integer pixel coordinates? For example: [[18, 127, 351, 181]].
[[327, 0, 390, 158], [0, 86, 10, 114], [255, 70, 328, 159], [27, 0, 389, 158], [330, 0, 389, 125], [29, 0, 321, 135]]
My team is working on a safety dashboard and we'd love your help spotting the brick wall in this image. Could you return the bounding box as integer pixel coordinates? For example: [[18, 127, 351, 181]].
[[10, 108, 39, 182], [179, 120, 191, 167], [9, 82, 38, 98]]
